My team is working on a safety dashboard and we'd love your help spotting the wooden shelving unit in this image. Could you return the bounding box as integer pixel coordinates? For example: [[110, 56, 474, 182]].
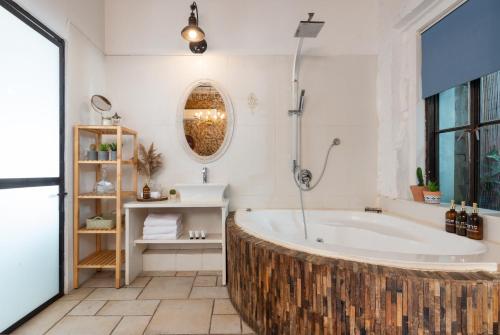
[[73, 125, 138, 289]]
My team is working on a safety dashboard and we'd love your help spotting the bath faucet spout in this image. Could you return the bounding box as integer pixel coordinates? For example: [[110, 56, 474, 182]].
[[202, 167, 208, 184]]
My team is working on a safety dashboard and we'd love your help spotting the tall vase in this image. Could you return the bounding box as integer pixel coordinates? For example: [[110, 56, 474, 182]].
[[142, 184, 151, 200]]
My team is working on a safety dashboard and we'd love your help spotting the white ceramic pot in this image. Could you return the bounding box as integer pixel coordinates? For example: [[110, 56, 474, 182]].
[[423, 191, 441, 204]]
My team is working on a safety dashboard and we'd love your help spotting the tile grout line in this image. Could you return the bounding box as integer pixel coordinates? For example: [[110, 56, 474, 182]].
[[94, 300, 110, 315], [108, 316, 124, 335], [42, 300, 80, 335], [208, 298, 215, 335], [141, 276, 166, 335]]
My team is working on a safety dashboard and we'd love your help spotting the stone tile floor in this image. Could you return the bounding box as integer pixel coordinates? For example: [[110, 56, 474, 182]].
[[13, 271, 255, 335]]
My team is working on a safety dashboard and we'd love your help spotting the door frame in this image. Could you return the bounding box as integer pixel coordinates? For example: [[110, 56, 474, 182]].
[[0, 0, 65, 333]]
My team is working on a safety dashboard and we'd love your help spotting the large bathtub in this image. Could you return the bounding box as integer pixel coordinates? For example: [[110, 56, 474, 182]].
[[227, 210, 500, 334], [235, 209, 498, 272]]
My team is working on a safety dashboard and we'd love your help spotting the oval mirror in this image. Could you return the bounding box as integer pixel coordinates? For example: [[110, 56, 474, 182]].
[[178, 80, 234, 163]]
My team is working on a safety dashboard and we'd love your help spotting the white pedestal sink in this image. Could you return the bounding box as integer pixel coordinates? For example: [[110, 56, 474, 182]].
[[175, 183, 228, 203]]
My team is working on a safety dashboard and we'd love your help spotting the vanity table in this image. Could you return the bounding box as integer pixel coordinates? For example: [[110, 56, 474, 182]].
[[124, 197, 229, 285]]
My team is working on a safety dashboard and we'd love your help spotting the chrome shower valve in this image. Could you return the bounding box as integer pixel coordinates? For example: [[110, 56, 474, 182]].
[[299, 169, 313, 188]]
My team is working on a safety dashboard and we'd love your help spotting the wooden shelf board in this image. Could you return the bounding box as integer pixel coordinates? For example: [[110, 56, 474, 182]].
[[78, 228, 117, 234], [78, 191, 136, 199], [78, 160, 134, 165], [134, 233, 223, 245], [78, 192, 116, 199], [78, 250, 124, 269], [76, 125, 137, 136]]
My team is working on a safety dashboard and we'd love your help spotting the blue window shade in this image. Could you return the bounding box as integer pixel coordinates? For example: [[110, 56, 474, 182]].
[[421, 0, 500, 98]]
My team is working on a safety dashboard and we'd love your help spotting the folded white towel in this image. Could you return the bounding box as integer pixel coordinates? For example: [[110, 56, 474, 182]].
[[142, 232, 182, 240], [144, 213, 182, 227], [143, 226, 178, 235]]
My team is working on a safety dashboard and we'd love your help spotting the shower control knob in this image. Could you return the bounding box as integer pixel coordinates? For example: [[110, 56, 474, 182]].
[[299, 169, 313, 188]]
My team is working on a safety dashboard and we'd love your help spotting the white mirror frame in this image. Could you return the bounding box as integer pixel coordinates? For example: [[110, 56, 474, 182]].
[[177, 79, 234, 163]]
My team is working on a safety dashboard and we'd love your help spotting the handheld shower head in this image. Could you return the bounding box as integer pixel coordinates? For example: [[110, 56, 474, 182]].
[[299, 89, 305, 111], [294, 13, 325, 38]]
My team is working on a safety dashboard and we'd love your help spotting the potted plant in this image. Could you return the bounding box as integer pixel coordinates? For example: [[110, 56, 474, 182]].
[[87, 143, 97, 160], [169, 189, 177, 200], [98, 143, 109, 161], [109, 142, 117, 161], [137, 142, 163, 199], [423, 181, 441, 204], [410, 167, 426, 202]]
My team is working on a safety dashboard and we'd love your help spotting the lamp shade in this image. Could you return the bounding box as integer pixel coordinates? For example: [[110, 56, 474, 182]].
[[181, 25, 205, 42]]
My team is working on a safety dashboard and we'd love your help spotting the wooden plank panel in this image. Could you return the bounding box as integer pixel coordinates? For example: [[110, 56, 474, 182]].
[[226, 214, 500, 335]]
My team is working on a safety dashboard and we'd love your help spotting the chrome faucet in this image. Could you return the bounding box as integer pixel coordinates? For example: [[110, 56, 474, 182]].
[[202, 167, 208, 184]]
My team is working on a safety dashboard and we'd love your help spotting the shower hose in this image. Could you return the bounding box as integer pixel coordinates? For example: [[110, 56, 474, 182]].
[[293, 141, 336, 240]]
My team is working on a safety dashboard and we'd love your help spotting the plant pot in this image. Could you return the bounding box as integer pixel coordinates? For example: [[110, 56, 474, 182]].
[[110, 151, 117, 161], [410, 185, 426, 202], [423, 191, 441, 204], [87, 150, 97, 160], [98, 151, 109, 161]]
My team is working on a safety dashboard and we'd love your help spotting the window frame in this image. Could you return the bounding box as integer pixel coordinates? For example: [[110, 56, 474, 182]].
[[426, 78, 500, 208]]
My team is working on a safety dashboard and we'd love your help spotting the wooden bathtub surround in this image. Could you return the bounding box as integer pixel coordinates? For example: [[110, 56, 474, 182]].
[[226, 215, 500, 335]]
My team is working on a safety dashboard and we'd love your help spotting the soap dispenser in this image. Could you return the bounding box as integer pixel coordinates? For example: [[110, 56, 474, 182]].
[[455, 201, 468, 236], [445, 200, 457, 233], [467, 203, 483, 240]]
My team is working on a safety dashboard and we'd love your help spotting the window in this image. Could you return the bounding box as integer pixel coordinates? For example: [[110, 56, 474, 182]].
[[426, 71, 500, 211]]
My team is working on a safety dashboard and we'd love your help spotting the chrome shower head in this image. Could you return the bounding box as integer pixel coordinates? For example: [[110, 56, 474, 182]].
[[294, 13, 325, 38]]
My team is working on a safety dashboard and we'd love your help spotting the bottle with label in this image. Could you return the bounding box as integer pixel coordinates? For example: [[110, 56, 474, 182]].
[[445, 200, 457, 233], [467, 203, 483, 240], [455, 201, 468, 236]]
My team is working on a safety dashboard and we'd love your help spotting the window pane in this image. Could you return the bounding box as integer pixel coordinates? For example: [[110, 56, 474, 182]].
[[438, 84, 470, 130], [479, 124, 500, 211], [439, 130, 470, 203], [0, 6, 60, 178], [0, 186, 60, 331], [481, 70, 500, 122]]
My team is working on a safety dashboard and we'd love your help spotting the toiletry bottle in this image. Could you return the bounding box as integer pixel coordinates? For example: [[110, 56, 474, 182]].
[[467, 203, 483, 240], [445, 200, 456, 233], [455, 201, 468, 236]]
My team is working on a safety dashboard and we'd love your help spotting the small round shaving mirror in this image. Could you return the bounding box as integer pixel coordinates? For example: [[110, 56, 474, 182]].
[[91, 95, 114, 125]]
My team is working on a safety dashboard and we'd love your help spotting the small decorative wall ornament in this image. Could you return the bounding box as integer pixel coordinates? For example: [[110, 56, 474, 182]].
[[248, 93, 258, 112]]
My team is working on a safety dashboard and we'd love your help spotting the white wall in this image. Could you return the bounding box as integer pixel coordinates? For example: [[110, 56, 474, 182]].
[[13, 0, 106, 292], [376, 0, 464, 199], [106, 55, 378, 210], [104, 0, 380, 211], [105, 0, 378, 56]]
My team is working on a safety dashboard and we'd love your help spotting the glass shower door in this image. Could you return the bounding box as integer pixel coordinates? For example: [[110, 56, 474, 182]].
[[0, 0, 65, 332]]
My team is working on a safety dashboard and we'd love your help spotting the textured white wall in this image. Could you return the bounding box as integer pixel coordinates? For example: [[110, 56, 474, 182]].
[[376, 0, 465, 199], [105, 55, 378, 210]]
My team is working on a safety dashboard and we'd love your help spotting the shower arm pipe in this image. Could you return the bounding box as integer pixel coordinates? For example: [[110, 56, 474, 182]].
[[291, 37, 304, 171]]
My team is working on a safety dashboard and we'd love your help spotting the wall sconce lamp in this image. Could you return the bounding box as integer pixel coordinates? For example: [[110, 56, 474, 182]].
[[181, 2, 207, 54]]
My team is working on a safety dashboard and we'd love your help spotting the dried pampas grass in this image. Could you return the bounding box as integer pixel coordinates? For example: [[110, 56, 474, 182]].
[[137, 142, 163, 184]]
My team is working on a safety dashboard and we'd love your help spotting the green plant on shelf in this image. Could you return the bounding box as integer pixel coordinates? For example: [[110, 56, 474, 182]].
[[427, 180, 439, 192], [109, 142, 117, 151], [99, 143, 109, 152], [169, 189, 176, 195], [416, 167, 424, 186]]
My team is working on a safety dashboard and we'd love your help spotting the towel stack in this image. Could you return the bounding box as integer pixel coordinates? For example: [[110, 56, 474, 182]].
[[143, 213, 182, 240]]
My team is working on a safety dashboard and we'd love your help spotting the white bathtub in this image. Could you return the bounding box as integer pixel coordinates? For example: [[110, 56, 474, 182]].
[[235, 209, 500, 272]]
